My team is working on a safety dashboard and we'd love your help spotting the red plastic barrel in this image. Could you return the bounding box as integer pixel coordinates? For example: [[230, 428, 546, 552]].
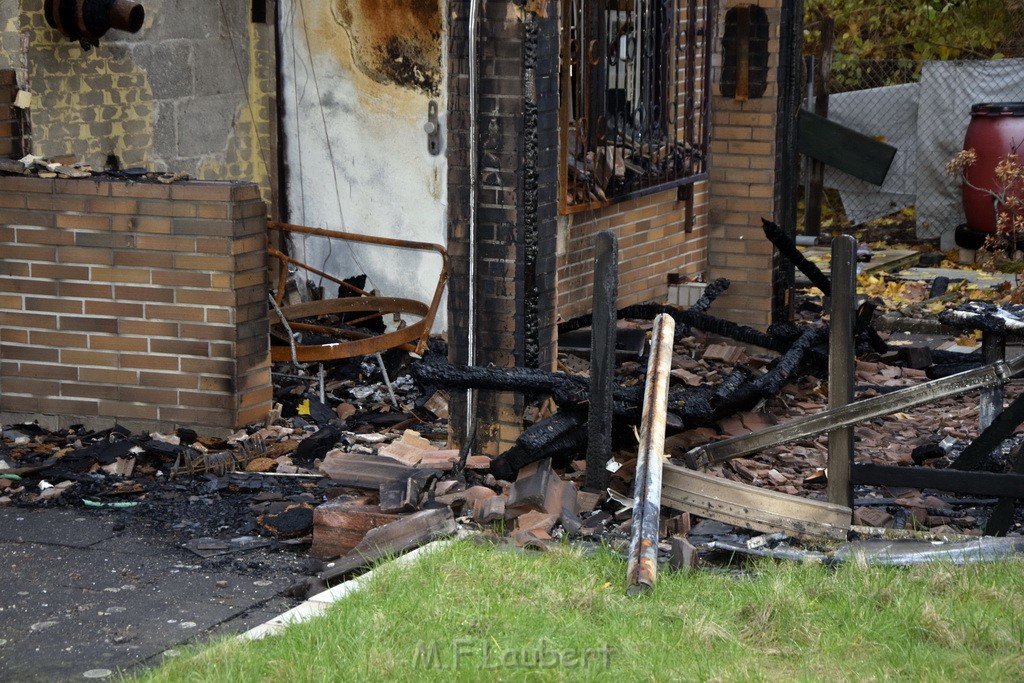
[[962, 102, 1024, 234]]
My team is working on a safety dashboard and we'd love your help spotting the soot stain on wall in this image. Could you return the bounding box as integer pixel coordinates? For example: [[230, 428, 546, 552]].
[[331, 0, 441, 95]]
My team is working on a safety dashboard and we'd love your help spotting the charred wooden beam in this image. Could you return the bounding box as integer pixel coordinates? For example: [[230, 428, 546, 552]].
[[985, 442, 1024, 536], [851, 464, 1024, 499], [763, 218, 887, 353], [489, 410, 588, 482], [828, 235, 857, 509], [950, 389, 1024, 471], [623, 304, 792, 354], [762, 218, 832, 295], [690, 278, 730, 314], [412, 357, 591, 407]]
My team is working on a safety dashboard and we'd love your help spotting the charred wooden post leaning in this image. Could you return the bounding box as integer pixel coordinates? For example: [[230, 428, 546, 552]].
[[586, 231, 618, 492], [762, 218, 832, 295], [827, 235, 856, 509], [627, 314, 674, 595]]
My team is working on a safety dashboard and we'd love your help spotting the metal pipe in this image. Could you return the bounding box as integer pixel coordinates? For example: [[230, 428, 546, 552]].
[[626, 314, 675, 595], [268, 292, 299, 366], [376, 352, 399, 408], [466, 0, 481, 446]]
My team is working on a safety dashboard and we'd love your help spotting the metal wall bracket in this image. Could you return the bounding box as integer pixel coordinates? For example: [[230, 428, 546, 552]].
[[425, 100, 441, 156]]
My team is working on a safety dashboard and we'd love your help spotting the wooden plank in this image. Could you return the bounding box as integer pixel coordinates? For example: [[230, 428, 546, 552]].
[[852, 464, 1024, 498], [798, 109, 897, 186], [662, 464, 851, 541]]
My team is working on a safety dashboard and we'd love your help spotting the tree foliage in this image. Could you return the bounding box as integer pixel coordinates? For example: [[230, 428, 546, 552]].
[[804, 0, 1016, 89]]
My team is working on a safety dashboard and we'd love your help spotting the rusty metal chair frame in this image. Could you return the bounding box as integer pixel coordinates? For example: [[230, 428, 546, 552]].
[[267, 221, 448, 363]]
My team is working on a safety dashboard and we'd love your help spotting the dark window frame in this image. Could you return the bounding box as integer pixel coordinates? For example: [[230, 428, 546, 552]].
[[559, 0, 715, 214]]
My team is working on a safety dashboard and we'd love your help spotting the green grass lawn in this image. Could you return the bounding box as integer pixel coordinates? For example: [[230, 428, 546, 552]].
[[132, 540, 1024, 682]]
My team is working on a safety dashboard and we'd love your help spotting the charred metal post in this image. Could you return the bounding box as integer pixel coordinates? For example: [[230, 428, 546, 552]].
[[828, 236, 856, 508], [586, 231, 618, 492], [980, 331, 1006, 429], [627, 314, 674, 595]]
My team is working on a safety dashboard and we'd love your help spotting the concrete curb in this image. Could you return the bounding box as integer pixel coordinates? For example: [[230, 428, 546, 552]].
[[239, 539, 457, 641]]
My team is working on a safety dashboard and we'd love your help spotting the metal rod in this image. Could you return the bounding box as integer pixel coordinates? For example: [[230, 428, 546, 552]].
[[466, 0, 481, 448], [376, 352, 399, 408], [980, 331, 1006, 429], [318, 363, 326, 404], [585, 231, 618, 492], [827, 235, 856, 508], [684, 353, 1024, 469], [627, 314, 674, 595], [268, 292, 299, 366]]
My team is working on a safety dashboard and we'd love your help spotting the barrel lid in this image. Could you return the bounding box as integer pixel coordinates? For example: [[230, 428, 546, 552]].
[[971, 102, 1024, 116]]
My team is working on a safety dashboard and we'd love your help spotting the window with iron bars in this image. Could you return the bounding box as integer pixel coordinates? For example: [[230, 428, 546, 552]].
[[560, 0, 713, 213]]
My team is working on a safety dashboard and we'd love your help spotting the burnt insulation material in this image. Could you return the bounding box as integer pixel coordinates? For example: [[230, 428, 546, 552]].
[[939, 302, 1024, 336]]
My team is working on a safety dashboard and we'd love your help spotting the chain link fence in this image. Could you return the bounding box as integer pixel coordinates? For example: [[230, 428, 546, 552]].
[[798, 12, 1024, 249]]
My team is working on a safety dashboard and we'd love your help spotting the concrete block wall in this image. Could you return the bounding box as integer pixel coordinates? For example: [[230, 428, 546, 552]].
[[706, 0, 784, 330], [0, 1, 278, 213], [0, 176, 271, 434]]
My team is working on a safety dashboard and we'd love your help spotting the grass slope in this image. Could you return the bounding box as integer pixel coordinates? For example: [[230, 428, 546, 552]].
[[132, 540, 1024, 682]]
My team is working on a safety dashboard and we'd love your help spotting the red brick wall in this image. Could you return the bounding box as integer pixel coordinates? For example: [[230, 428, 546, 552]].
[[555, 182, 710, 320], [0, 176, 271, 434]]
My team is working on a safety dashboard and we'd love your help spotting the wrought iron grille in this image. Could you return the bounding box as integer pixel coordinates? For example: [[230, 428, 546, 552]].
[[560, 0, 713, 213]]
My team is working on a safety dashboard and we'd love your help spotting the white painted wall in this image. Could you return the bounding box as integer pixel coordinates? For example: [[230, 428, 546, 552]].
[[278, 0, 448, 332]]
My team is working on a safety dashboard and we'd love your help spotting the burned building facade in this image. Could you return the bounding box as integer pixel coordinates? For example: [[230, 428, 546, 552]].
[[0, 0, 801, 447]]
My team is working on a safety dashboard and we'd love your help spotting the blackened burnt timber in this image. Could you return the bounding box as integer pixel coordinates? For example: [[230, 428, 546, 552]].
[[762, 218, 887, 353], [761, 218, 832, 296], [413, 323, 828, 477], [556, 278, 794, 354]]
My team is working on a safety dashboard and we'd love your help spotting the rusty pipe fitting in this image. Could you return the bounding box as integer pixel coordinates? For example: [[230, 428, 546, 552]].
[[108, 0, 145, 33], [44, 0, 145, 48]]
